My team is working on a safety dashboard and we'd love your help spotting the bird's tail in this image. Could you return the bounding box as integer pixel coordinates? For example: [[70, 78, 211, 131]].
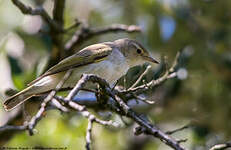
[[3, 86, 35, 111]]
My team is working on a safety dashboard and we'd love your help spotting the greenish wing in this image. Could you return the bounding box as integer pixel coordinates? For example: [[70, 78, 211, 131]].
[[28, 43, 113, 86]]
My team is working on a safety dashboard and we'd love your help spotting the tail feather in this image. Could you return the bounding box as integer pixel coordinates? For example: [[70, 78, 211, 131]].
[[3, 87, 34, 111]]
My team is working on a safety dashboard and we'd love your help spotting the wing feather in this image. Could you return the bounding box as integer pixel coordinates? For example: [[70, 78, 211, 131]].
[[28, 43, 113, 86]]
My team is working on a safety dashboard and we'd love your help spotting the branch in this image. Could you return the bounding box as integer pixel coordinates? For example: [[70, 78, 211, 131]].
[[11, 0, 62, 32], [0, 72, 118, 135], [49, 0, 66, 63], [210, 142, 231, 150], [0, 125, 26, 132], [60, 74, 118, 127], [64, 24, 141, 51], [53, 0, 65, 27], [64, 74, 186, 150], [112, 94, 186, 150], [128, 65, 152, 90], [122, 52, 180, 95], [65, 74, 94, 101], [64, 19, 81, 32], [166, 124, 190, 135], [86, 118, 93, 150], [51, 99, 69, 112], [126, 72, 176, 94]]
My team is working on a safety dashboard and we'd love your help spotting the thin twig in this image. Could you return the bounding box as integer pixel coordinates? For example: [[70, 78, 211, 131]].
[[86, 118, 93, 150], [65, 74, 90, 102], [132, 93, 155, 104], [51, 98, 69, 112], [123, 71, 176, 94], [0, 125, 27, 132], [65, 24, 141, 51], [11, 0, 62, 32], [169, 51, 180, 73], [128, 65, 151, 90], [123, 52, 180, 94], [210, 142, 231, 150], [166, 124, 190, 135], [64, 19, 81, 32], [177, 139, 188, 144]]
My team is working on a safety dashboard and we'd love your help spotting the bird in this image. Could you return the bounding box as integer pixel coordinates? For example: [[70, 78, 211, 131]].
[[3, 38, 159, 111]]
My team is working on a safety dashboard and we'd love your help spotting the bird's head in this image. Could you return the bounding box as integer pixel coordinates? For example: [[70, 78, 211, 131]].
[[114, 38, 159, 67]]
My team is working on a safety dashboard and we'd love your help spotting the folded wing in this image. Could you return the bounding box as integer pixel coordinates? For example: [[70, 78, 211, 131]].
[[28, 43, 113, 86]]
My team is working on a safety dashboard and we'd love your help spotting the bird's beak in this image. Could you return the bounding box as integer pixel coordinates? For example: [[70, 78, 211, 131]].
[[143, 55, 159, 64]]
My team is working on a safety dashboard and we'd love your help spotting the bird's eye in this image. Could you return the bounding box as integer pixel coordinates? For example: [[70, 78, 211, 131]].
[[137, 49, 142, 54]]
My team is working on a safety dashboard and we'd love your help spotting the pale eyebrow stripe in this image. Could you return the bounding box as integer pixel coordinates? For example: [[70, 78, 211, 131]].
[[133, 43, 141, 49]]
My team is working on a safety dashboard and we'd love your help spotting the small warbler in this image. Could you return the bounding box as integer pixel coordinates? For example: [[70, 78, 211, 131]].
[[3, 38, 159, 111]]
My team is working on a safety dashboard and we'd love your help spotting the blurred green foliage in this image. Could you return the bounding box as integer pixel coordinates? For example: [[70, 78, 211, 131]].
[[1, 0, 231, 149]]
